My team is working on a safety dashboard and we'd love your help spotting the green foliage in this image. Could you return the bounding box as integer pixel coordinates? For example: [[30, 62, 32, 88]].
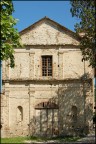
[[1, 137, 27, 143], [0, 0, 21, 67], [70, 0, 95, 68]]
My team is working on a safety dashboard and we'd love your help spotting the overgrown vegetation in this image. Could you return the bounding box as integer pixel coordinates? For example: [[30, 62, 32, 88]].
[[70, 0, 95, 68], [1, 0, 21, 67]]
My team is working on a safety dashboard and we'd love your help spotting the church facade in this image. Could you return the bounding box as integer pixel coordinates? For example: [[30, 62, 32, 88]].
[[1, 17, 94, 137]]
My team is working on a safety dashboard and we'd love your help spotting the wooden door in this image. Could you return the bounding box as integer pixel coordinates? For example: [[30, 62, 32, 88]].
[[35, 109, 58, 136]]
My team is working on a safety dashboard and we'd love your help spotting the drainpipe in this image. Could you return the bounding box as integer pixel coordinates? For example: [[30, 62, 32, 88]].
[[0, 60, 2, 93]]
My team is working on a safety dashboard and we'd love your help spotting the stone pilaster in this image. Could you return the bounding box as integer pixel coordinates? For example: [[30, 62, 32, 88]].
[[29, 52, 35, 79], [58, 51, 63, 79], [5, 61, 10, 80], [29, 86, 35, 135], [3, 82, 10, 137]]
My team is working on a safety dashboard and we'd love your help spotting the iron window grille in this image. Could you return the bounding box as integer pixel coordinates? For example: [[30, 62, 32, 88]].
[[42, 56, 52, 76]]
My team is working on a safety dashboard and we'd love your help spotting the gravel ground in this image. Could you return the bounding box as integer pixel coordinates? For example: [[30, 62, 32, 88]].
[[24, 133, 95, 144], [77, 133, 95, 143]]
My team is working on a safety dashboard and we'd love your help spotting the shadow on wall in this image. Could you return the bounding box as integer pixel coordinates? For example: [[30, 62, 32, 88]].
[[57, 81, 92, 137], [29, 74, 93, 137]]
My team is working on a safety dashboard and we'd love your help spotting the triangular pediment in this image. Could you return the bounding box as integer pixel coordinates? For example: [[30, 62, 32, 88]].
[[20, 17, 80, 45]]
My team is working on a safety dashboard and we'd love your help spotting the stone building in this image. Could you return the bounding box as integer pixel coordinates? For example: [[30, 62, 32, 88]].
[[1, 17, 94, 138]]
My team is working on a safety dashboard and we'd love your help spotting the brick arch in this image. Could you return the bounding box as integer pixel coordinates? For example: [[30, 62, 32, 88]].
[[35, 101, 58, 109]]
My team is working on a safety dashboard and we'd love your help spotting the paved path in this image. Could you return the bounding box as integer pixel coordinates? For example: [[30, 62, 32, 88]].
[[77, 133, 95, 143]]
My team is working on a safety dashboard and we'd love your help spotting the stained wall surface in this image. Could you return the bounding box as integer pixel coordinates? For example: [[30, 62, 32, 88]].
[[1, 18, 93, 137]]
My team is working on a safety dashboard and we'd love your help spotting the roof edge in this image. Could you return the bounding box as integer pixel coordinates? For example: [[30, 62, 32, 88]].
[[19, 16, 81, 41]]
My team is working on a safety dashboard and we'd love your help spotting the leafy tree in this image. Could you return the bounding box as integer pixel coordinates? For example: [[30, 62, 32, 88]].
[[0, 0, 21, 67], [70, 0, 95, 68]]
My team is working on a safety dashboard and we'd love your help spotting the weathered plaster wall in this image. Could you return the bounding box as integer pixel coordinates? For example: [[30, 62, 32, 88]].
[[1, 80, 93, 137], [2, 48, 92, 81], [9, 84, 29, 136], [63, 50, 93, 79], [20, 22, 79, 45], [9, 52, 30, 79], [1, 83, 10, 137], [1, 47, 93, 137], [58, 82, 93, 136], [1, 18, 93, 137]]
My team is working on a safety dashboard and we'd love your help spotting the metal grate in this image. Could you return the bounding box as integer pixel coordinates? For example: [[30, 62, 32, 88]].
[[42, 56, 52, 76]]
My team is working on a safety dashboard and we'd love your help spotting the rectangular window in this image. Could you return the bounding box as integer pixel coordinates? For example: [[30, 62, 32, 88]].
[[42, 56, 52, 76]]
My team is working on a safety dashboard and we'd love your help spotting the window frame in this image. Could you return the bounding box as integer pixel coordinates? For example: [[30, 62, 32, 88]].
[[41, 55, 53, 77]]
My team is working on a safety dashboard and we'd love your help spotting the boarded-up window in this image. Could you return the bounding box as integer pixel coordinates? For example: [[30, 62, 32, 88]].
[[35, 102, 58, 136], [42, 56, 52, 76]]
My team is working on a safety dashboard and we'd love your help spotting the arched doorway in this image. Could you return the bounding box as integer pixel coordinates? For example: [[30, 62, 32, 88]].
[[35, 102, 59, 137]]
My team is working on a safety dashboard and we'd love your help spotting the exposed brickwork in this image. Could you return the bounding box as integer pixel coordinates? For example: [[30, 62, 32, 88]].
[[1, 18, 94, 137]]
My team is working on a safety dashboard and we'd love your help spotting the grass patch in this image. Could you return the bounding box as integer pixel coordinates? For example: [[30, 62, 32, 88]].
[[1, 135, 81, 143], [26, 135, 81, 142], [1, 137, 26, 143], [49, 136, 80, 142]]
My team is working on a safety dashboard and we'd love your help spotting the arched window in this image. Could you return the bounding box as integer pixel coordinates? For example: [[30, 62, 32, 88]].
[[0, 124, 2, 129], [71, 106, 77, 123], [17, 106, 23, 123]]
